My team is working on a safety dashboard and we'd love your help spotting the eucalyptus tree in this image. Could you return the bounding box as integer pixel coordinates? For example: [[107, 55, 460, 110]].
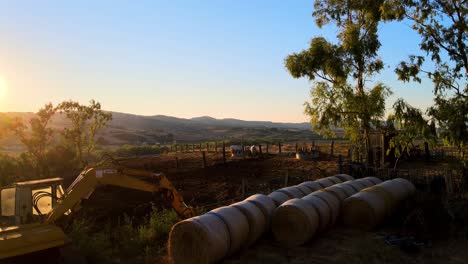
[[286, 0, 391, 162]]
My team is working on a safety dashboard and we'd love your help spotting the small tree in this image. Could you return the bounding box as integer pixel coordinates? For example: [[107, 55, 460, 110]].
[[286, 0, 392, 163], [11, 103, 56, 177], [387, 98, 437, 169], [57, 100, 112, 167]]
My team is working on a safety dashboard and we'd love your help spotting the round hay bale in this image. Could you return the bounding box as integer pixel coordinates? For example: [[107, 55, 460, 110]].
[[302, 194, 332, 231], [341, 180, 366, 192], [355, 178, 375, 188], [342, 191, 387, 230], [231, 201, 266, 246], [361, 185, 396, 213], [334, 174, 354, 181], [333, 183, 357, 197], [209, 206, 249, 255], [301, 181, 322, 192], [168, 213, 229, 264], [271, 198, 319, 247], [378, 180, 410, 203], [277, 186, 305, 199], [310, 191, 341, 225], [393, 178, 416, 195], [268, 191, 291, 206], [364, 176, 383, 185], [324, 185, 349, 203], [245, 194, 277, 226], [316, 178, 334, 188], [295, 183, 313, 195], [326, 176, 343, 184]]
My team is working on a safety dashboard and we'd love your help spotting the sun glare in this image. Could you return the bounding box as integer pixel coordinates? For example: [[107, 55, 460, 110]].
[[0, 77, 6, 100]]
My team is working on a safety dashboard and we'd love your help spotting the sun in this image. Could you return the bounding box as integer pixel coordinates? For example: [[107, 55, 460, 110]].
[[0, 77, 6, 100]]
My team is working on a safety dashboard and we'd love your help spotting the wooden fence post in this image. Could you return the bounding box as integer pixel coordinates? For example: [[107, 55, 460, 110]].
[[330, 140, 334, 157], [259, 145, 263, 157], [278, 142, 282, 155], [338, 155, 342, 174], [222, 141, 226, 164], [266, 143, 269, 154], [202, 151, 207, 168]]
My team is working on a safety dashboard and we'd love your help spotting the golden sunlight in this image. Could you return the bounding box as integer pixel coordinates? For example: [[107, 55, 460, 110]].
[[0, 77, 6, 100]]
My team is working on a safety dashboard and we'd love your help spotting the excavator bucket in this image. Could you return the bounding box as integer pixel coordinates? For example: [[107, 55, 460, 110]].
[[0, 223, 67, 260]]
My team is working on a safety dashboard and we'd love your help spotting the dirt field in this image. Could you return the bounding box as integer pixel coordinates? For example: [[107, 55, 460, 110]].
[[73, 149, 467, 264]]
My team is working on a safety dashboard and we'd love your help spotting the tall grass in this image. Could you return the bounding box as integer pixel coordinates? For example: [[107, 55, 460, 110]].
[[67, 207, 179, 264]]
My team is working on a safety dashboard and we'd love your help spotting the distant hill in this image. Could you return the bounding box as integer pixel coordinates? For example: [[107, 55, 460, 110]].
[[0, 111, 325, 146]]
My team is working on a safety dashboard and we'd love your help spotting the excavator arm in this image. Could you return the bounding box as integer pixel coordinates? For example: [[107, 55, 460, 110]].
[[46, 166, 195, 223]]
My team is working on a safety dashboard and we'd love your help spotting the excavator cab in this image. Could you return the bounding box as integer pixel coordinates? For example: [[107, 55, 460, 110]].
[[1, 178, 65, 226]]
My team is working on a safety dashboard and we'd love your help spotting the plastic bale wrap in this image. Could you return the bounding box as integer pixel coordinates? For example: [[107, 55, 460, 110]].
[[168, 213, 230, 264], [361, 185, 396, 213], [333, 183, 357, 197], [310, 191, 341, 225], [393, 178, 416, 195], [295, 183, 314, 195], [326, 176, 343, 184], [232, 201, 266, 246], [271, 198, 319, 247], [341, 180, 366, 192], [268, 191, 291, 206], [355, 178, 375, 188], [301, 181, 322, 192], [209, 206, 249, 255], [302, 194, 332, 231], [364, 176, 383, 185], [245, 194, 277, 229], [378, 180, 409, 204], [324, 185, 350, 203], [316, 178, 335, 188], [277, 186, 305, 199], [342, 191, 387, 230], [334, 174, 354, 181]]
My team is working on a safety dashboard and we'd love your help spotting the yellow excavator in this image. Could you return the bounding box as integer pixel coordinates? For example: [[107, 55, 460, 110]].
[[0, 163, 195, 261]]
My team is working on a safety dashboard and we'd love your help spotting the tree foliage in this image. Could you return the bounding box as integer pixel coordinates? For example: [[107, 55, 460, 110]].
[[57, 100, 112, 166], [390, 0, 467, 151], [286, 0, 391, 162]]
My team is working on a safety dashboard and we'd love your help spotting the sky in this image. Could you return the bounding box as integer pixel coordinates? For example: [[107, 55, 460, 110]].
[[0, 0, 435, 123]]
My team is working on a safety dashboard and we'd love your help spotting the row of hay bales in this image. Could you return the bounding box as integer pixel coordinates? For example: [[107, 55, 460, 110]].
[[342, 178, 416, 230], [167, 174, 357, 264], [271, 175, 383, 247]]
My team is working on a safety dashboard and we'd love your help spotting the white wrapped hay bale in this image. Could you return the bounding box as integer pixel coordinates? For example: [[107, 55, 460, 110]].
[[300, 181, 322, 192], [295, 183, 313, 195], [326, 176, 343, 184], [302, 194, 332, 231], [271, 198, 319, 247], [378, 180, 409, 203], [393, 178, 416, 195], [342, 191, 387, 230], [245, 194, 277, 228], [364, 176, 383, 185], [355, 178, 375, 188], [362, 185, 396, 213], [324, 185, 350, 203], [268, 191, 291, 206], [209, 206, 249, 255], [309, 191, 341, 225], [277, 186, 305, 199], [341, 180, 366, 192], [333, 183, 357, 197], [316, 178, 335, 188], [231, 201, 266, 246], [168, 213, 230, 264], [334, 174, 354, 181]]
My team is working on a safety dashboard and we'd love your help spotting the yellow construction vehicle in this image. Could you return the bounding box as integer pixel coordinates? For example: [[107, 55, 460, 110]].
[[0, 163, 195, 261]]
